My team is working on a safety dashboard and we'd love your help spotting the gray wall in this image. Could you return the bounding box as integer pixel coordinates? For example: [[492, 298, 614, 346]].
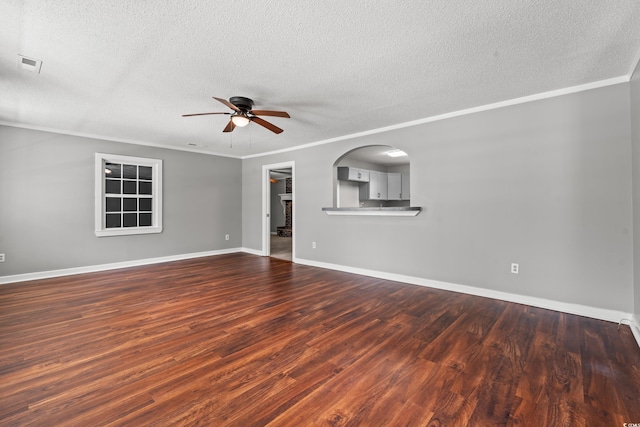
[[2, 82, 635, 315], [0, 125, 242, 276], [632, 60, 640, 321], [242, 83, 634, 312]]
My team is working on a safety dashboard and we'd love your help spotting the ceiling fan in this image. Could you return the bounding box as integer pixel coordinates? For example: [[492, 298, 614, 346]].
[[183, 96, 290, 134]]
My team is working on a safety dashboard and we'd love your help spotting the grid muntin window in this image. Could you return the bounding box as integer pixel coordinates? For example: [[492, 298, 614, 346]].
[[104, 163, 154, 229], [95, 153, 162, 237]]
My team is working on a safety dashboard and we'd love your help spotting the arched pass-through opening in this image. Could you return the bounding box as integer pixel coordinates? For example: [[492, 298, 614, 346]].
[[323, 145, 420, 216], [333, 145, 411, 208]]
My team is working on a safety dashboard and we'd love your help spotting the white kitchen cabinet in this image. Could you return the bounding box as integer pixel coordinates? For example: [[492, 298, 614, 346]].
[[401, 173, 410, 200], [387, 173, 402, 200], [337, 167, 369, 182], [360, 170, 388, 200], [387, 173, 410, 201]]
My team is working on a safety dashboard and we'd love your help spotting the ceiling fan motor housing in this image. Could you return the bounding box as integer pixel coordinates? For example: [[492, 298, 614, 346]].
[[230, 96, 254, 112], [183, 96, 288, 134]]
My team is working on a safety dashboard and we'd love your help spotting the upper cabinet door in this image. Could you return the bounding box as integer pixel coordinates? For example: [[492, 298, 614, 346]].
[[387, 173, 402, 200], [372, 171, 388, 200], [401, 173, 410, 200], [337, 167, 370, 182], [359, 170, 388, 200]]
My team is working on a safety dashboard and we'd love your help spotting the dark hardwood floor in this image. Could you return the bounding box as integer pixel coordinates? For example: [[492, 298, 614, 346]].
[[1, 253, 639, 426], [270, 235, 292, 261]]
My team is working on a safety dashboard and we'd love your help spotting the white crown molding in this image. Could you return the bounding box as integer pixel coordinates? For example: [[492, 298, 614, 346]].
[[294, 257, 636, 334], [0, 121, 243, 159], [242, 76, 630, 159], [628, 44, 640, 79], [632, 314, 640, 350], [1, 76, 630, 160], [0, 248, 244, 285]]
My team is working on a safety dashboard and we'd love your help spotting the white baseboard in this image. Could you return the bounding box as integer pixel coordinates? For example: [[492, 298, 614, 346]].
[[294, 257, 635, 326], [0, 248, 245, 284], [241, 247, 264, 256], [3, 250, 638, 350]]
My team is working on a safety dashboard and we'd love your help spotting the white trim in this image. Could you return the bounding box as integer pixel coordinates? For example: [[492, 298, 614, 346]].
[[95, 153, 163, 237], [262, 161, 295, 258], [241, 76, 629, 159], [294, 257, 634, 326], [631, 314, 640, 350], [95, 227, 163, 237], [0, 248, 244, 285], [0, 121, 242, 159], [2, 249, 637, 350], [241, 247, 263, 256], [628, 44, 640, 79], [0, 76, 629, 160]]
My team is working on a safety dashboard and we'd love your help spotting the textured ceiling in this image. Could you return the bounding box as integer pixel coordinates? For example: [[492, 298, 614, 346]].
[[2, 0, 640, 158]]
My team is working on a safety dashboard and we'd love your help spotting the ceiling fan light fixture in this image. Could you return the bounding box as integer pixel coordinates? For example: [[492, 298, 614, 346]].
[[184, 96, 289, 134], [231, 114, 250, 127]]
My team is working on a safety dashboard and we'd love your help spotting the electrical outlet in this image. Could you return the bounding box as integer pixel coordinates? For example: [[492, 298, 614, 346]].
[[312, 242, 316, 249], [225, 234, 230, 241], [0, 254, 5, 262], [511, 263, 519, 274]]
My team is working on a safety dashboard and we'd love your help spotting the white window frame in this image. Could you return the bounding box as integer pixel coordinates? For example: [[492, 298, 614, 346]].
[[95, 153, 163, 237]]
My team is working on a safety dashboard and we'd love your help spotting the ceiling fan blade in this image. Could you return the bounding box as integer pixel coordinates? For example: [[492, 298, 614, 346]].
[[182, 112, 230, 117], [251, 117, 284, 134], [222, 120, 236, 133], [213, 97, 241, 112], [250, 110, 290, 118]]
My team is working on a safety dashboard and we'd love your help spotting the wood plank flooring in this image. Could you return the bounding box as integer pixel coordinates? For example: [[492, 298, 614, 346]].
[[270, 235, 292, 261], [1, 253, 639, 426]]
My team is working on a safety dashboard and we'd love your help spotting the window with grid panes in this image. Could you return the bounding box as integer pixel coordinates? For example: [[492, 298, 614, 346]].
[[95, 153, 162, 237]]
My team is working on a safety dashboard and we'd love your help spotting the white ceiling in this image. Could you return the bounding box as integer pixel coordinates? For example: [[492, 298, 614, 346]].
[[340, 145, 410, 167], [2, 1, 640, 158]]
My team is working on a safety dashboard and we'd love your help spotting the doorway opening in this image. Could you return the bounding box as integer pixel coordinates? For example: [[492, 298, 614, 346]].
[[262, 161, 295, 261]]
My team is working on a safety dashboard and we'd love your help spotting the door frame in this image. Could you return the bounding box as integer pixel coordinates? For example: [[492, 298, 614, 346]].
[[262, 161, 295, 259]]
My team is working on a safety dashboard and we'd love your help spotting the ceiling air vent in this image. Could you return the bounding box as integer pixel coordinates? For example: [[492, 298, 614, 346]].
[[17, 55, 43, 73]]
